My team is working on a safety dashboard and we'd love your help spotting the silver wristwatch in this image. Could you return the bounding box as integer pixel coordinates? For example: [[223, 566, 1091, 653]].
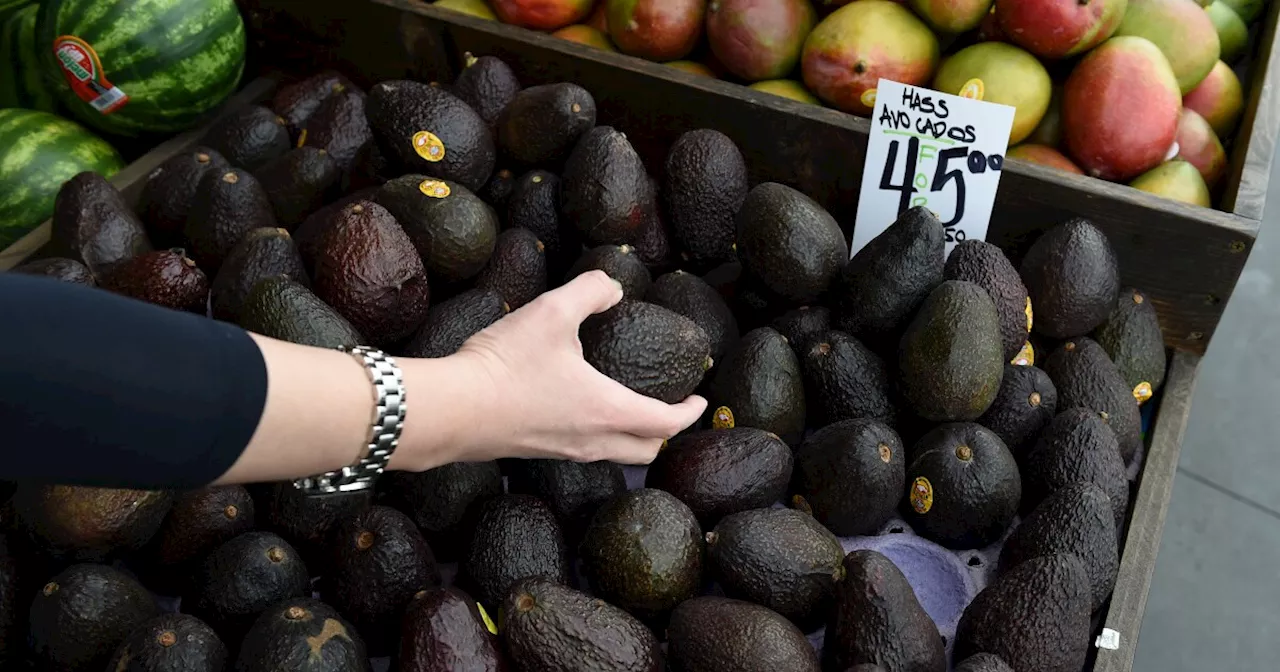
[[293, 346, 405, 495]]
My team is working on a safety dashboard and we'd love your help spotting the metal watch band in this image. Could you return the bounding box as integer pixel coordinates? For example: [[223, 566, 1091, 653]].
[[293, 346, 405, 495]]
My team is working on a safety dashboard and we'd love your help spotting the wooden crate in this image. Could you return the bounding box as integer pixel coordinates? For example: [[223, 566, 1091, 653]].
[[0, 77, 278, 271], [238, 0, 1280, 357]]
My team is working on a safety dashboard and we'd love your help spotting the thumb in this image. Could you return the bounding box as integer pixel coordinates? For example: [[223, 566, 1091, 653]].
[[552, 270, 625, 323]]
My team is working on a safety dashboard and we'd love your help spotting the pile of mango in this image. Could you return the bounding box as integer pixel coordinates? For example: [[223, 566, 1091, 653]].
[[435, 0, 1265, 209]]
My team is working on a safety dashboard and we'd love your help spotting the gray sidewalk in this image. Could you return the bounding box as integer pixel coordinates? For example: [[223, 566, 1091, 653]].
[[1132, 155, 1280, 669]]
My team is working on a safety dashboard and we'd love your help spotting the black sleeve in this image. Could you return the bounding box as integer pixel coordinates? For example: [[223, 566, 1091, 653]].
[[0, 273, 267, 490]]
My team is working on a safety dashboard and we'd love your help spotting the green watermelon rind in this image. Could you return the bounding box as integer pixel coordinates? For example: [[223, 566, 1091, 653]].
[[34, 0, 247, 137], [0, 0, 30, 23], [0, 5, 56, 112], [0, 109, 125, 248]]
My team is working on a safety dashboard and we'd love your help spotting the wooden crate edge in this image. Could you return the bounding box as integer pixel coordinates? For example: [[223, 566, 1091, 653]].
[[1222, 0, 1280, 221], [0, 77, 279, 272]]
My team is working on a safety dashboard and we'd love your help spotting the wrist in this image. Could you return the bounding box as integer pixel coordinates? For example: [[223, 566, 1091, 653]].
[[390, 351, 496, 471]]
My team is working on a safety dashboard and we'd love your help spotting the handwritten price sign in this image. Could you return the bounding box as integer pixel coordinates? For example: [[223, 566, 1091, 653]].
[[852, 79, 1016, 258]]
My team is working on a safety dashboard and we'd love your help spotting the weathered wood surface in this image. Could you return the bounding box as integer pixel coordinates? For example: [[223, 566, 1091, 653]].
[[1094, 351, 1201, 672], [1221, 0, 1280, 220], [240, 0, 1259, 355], [0, 78, 279, 271]]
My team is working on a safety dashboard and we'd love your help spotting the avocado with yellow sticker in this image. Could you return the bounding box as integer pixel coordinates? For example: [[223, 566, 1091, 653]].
[[932, 42, 1052, 145]]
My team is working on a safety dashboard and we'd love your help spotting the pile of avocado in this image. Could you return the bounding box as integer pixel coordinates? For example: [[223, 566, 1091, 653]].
[[2, 51, 1170, 672]]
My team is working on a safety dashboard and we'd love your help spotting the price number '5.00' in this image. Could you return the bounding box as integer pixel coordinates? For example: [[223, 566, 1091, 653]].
[[879, 135, 1004, 240]]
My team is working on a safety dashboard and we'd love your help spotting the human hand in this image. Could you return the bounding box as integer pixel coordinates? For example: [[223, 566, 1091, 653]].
[[438, 270, 707, 465]]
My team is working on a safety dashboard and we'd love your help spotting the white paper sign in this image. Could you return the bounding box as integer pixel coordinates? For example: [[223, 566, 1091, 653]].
[[851, 79, 1017, 258]]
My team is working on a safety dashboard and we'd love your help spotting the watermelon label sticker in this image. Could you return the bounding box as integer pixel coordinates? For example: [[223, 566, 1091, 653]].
[[53, 36, 128, 114]]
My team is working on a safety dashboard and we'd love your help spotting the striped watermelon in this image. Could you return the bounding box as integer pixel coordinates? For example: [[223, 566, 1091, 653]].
[[1, 5, 56, 112], [35, 0, 246, 136], [0, 0, 30, 22], [0, 109, 124, 247]]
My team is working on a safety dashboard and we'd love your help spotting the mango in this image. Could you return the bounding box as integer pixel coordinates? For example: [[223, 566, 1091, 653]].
[[1184, 60, 1245, 137], [977, 6, 1008, 41], [666, 60, 718, 77], [1221, 0, 1265, 21], [1206, 2, 1249, 63], [911, 0, 994, 33], [553, 24, 618, 50], [1175, 108, 1228, 188], [1062, 36, 1182, 181], [1008, 144, 1085, 174], [933, 42, 1051, 144], [492, 0, 593, 29], [587, 0, 609, 30], [994, 0, 1127, 59], [1116, 0, 1220, 94], [1029, 84, 1064, 146], [435, 0, 498, 19], [706, 0, 816, 82], [749, 79, 822, 104], [1129, 159, 1212, 206], [801, 0, 940, 116], [607, 0, 706, 61]]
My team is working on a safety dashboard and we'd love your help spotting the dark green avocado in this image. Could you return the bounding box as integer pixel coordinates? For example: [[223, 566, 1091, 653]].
[[14, 485, 173, 562], [301, 88, 373, 171], [346, 140, 396, 192], [51, 172, 152, 279], [402, 288, 510, 358], [139, 485, 256, 596], [29, 563, 159, 672], [506, 459, 626, 545], [734, 182, 846, 304], [136, 146, 230, 246], [503, 578, 662, 672], [1042, 337, 1142, 464], [101, 248, 209, 313], [667, 596, 820, 672], [479, 167, 517, 220], [211, 227, 309, 322], [398, 586, 507, 672], [792, 419, 905, 536], [646, 270, 740, 361], [11, 257, 96, 285], [310, 200, 431, 345], [646, 427, 792, 526], [899, 280, 1005, 422], [579, 300, 712, 404], [497, 83, 596, 165], [663, 128, 748, 267], [256, 483, 372, 575], [976, 364, 1058, 458], [561, 126, 658, 247], [1000, 482, 1118, 612], [770, 305, 830, 355], [903, 423, 1021, 549], [202, 104, 290, 172], [580, 488, 704, 624], [375, 174, 499, 283], [462, 494, 571, 609], [507, 170, 580, 276], [706, 508, 844, 630], [945, 239, 1031, 360], [365, 79, 496, 191], [105, 613, 228, 672], [709, 327, 806, 444], [632, 201, 675, 269], [832, 205, 945, 350], [453, 54, 521, 128], [475, 226, 547, 309], [254, 147, 341, 228], [801, 329, 895, 427], [954, 653, 1014, 672], [567, 244, 651, 299], [322, 506, 441, 654], [237, 598, 371, 672], [270, 70, 354, 140], [380, 461, 503, 560], [184, 167, 277, 274], [954, 553, 1091, 672], [1093, 287, 1167, 404], [824, 550, 946, 672], [185, 531, 311, 642], [238, 275, 364, 349], [1019, 218, 1120, 339], [1021, 408, 1130, 528]]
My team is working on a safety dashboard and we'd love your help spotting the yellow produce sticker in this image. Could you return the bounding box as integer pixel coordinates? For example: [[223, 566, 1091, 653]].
[[959, 78, 985, 101], [418, 179, 451, 198], [909, 477, 933, 514], [477, 602, 498, 634], [860, 88, 878, 109], [296, 129, 307, 148], [712, 406, 735, 430], [412, 131, 446, 162], [1134, 382, 1153, 405], [1024, 297, 1033, 332], [1012, 341, 1034, 366]]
